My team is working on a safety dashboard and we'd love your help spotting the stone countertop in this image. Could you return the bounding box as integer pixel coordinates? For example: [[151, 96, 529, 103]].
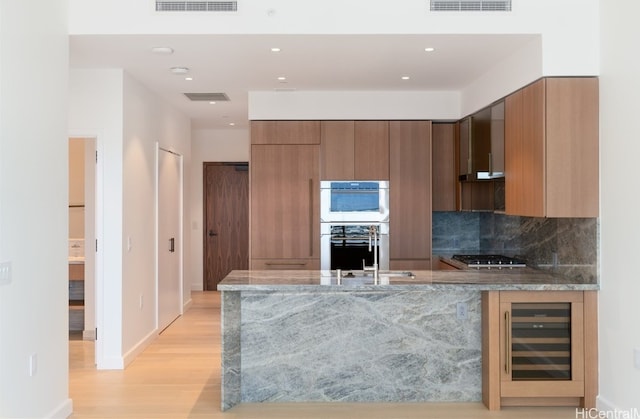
[[217, 269, 599, 292]]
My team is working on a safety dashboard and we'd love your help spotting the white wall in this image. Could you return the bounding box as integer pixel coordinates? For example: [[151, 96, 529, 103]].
[[190, 128, 249, 291], [121, 71, 191, 361], [249, 91, 460, 121], [69, 69, 125, 369], [70, 69, 191, 369], [0, 1, 72, 418], [598, 0, 640, 411]]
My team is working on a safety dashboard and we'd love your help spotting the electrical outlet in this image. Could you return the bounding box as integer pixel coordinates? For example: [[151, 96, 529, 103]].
[[634, 348, 640, 370], [0, 261, 12, 285], [29, 353, 37, 377], [456, 302, 468, 320]]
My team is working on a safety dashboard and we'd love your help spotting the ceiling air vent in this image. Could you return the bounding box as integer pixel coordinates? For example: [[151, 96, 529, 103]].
[[430, 0, 511, 11], [184, 93, 230, 102], [156, 1, 238, 12]]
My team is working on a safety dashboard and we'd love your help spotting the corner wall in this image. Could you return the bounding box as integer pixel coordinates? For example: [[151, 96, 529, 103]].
[[0, 1, 72, 417], [598, 0, 640, 411]]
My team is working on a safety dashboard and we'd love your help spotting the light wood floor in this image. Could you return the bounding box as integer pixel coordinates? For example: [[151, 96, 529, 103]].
[[69, 291, 581, 418]]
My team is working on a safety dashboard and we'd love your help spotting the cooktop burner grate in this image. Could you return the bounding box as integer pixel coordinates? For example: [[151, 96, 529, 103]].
[[452, 254, 527, 268]]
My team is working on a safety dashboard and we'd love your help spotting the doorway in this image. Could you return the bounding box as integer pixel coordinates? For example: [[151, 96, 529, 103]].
[[203, 162, 249, 290], [157, 147, 183, 332], [68, 137, 97, 359]]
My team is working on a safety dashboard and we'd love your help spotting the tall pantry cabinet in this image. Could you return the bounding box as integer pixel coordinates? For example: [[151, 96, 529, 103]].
[[250, 121, 321, 269]]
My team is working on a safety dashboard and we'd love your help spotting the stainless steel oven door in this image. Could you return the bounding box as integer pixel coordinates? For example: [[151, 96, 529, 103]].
[[320, 180, 389, 223], [320, 222, 389, 271]]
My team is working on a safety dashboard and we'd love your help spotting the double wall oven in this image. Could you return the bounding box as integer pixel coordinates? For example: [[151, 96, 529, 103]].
[[320, 181, 389, 271]]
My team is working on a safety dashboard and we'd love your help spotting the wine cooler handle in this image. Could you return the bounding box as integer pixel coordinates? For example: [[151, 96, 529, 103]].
[[505, 310, 511, 374]]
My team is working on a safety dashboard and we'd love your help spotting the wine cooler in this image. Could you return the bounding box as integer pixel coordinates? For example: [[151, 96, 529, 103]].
[[482, 290, 597, 410], [508, 303, 572, 380]]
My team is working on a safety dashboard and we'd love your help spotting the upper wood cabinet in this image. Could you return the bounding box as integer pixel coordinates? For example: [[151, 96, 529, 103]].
[[250, 144, 320, 263], [251, 120, 320, 144], [389, 121, 432, 267], [431, 123, 457, 211], [320, 120, 389, 180], [505, 78, 599, 217]]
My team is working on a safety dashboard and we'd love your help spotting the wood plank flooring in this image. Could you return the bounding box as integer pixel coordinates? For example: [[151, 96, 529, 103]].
[[69, 291, 581, 418]]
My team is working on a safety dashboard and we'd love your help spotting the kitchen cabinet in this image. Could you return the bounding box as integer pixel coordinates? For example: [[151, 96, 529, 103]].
[[389, 121, 432, 269], [482, 290, 598, 410], [250, 144, 320, 268], [457, 101, 506, 212], [505, 77, 599, 217], [69, 263, 84, 332], [251, 120, 320, 145], [431, 123, 457, 211], [320, 120, 389, 180]]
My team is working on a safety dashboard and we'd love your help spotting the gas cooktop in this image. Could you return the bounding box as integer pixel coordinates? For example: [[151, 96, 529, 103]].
[[452, 254, 527, 268]]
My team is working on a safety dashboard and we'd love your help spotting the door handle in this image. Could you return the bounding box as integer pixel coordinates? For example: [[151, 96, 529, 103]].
[[208, 230, 218, 237], [169, 238, 175, 252]]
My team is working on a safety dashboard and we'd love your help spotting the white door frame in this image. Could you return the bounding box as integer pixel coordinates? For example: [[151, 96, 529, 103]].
[[156, 144, 184, 330], [68, 132, 104, 367]]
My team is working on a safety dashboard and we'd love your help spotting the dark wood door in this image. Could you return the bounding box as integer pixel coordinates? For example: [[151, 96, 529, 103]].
[[203, 162, 249, 290]]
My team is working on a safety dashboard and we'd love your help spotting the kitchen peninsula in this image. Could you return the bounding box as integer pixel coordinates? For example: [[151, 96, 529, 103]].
[[218, 270, 598, 411]]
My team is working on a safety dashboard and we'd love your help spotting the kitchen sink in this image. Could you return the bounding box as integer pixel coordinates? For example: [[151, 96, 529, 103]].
[[332, 270, 415, 285]]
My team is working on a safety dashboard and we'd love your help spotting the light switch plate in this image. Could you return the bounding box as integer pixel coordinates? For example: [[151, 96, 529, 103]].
[[0, 261, 12, 285]]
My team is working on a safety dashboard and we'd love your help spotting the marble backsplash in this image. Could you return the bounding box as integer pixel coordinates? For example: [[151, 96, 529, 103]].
[[432, 212, 598, 283]]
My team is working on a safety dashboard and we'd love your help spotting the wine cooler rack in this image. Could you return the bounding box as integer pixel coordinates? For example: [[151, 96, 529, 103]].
[[509, 302, 572, 381]]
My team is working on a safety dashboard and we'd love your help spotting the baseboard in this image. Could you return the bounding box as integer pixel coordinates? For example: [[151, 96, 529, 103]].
[[46, 397, 73, 418], [597, 395, 617, 412], [183, 297, 193, 312], [82, 328, 96, 341], [122, 328, 158, 368], [191, 282, 204, 291], [596, 396, 639, 416]]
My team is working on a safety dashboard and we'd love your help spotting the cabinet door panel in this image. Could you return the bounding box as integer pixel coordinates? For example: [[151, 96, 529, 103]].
[[432, 123, 456, 211], [505, 89, 523, 214], [320, 121, 354, 180], [354, 121, 389, 180], [251, 121, 320, 144], [389, 121, 431, 261], [521, 79, 545, 216], [251, 145, 319, 260]]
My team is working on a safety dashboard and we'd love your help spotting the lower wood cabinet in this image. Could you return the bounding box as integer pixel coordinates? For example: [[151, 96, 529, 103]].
[[250, 258, 320, 270], [482, 290, 598, 410]]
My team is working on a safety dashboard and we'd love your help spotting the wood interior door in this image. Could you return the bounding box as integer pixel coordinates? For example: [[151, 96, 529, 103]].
[[203, 162, 249, 290]]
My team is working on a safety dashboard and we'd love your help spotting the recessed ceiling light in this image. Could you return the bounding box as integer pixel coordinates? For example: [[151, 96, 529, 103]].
[[170, 67, 189, 75], [271, 47, 281, 52], [402, 76, 411, 80], [277, 76, 287, 81], [425, 47, 435, 52], [152, 47, 174, 55], [229, 122, 236, 126], [185, 77, 193, 81], [209, 101, 216, 105]]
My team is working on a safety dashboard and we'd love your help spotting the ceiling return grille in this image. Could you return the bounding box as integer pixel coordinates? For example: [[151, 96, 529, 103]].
[[431, 0, 511, 11], [156, 1, 238, 12]]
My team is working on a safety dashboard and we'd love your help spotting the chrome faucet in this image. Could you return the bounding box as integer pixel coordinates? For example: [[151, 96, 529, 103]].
[[362, 225, 379, 284]]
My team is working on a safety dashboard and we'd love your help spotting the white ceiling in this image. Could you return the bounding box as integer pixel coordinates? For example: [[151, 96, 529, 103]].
[[69, 33, 538, 129]]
